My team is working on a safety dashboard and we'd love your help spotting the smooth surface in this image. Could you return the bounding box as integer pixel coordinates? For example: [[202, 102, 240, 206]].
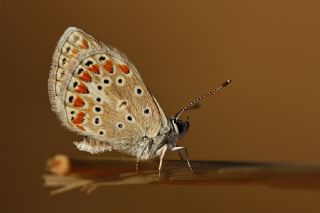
[[2, 0, 320, 212]]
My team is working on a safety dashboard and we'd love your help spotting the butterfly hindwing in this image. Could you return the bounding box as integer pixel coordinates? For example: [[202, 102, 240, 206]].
[[49, 27, 168, 155]]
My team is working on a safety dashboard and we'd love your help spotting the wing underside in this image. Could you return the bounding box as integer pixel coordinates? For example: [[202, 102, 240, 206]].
[[48, 27, 168, 153]]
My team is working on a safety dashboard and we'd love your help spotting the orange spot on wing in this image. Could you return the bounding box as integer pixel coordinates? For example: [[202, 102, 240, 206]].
[[88, 64, 100, 74], [72, 112, 86, 125], [80, 72, 92, 82], [72, 48, 79, 54], [119, 64, 130, 74], [75, 83, 89, 93], [103, 60, 114, 73], [73, 97, 85, 107], [78, 112, 85, 117], [80, 40, 89, 49]]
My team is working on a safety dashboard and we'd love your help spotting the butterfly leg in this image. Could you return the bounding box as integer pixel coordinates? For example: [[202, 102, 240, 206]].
[[157, 144, 168, 177], [171, 146, 193, 173], [177, 151, 185, 161]]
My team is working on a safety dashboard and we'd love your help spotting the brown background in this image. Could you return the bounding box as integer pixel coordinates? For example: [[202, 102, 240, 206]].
[[2, 0, 320, 212]]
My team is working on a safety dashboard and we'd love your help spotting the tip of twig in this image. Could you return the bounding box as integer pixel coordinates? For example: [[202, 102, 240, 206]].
[[47, 154, 71, 176]]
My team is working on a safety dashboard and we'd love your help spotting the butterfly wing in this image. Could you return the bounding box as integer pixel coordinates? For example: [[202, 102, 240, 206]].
[[48, 27, 169, 156]]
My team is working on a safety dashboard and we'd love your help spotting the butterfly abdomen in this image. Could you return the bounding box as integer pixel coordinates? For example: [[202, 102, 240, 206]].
[[73, 138, 112, 154]]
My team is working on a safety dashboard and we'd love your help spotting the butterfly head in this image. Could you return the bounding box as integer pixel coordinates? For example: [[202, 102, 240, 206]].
[[170, 118, 190, 138]]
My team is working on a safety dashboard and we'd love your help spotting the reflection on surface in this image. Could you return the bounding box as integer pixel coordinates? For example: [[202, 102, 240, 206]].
[[43, 154, 320, 194]]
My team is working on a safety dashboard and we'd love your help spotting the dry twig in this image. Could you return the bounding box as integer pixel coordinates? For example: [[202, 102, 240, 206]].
[[43, 154, 320, 194]]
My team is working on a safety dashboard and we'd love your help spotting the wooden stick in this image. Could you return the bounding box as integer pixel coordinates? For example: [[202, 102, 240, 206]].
[[43, 154, 320, 194]]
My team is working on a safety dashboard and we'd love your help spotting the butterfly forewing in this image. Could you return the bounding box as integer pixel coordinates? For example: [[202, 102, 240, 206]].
[[49, 27, 168, 154]]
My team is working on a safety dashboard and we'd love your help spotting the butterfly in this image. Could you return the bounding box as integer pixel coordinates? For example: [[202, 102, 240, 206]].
[[48, 27, 231, 175]]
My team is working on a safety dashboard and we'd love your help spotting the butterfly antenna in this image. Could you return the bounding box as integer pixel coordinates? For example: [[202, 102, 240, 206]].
[[174, 80, 232, 120]]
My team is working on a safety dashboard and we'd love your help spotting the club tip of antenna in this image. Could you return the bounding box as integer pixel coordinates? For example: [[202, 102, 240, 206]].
[[222, 79, 232, 87]]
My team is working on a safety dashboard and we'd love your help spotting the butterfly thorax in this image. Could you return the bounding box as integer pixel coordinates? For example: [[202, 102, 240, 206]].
[[127, 118, 189, 160], [112, 124, 170, 160]]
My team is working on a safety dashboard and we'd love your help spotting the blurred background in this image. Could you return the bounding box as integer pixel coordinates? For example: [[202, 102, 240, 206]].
[[2, 0, 320, 212]]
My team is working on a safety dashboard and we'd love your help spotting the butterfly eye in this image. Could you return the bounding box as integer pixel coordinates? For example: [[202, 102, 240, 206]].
[[134, 86, 143, 96]]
